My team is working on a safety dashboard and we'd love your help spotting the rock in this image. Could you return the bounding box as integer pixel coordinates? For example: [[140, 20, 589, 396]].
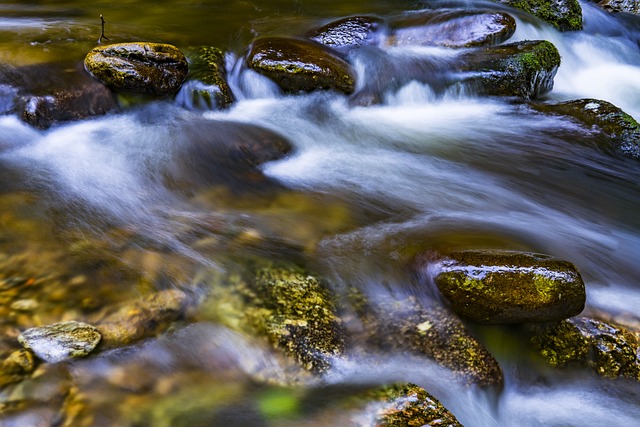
[[495, 0, 583, 31], [389, 10, 516, 48], [456, 40, 561, 99], [95, 289, 189, 349], [1, 62, 117, 129], [531, 98, 640, 159], [246, 37, 356, 95], [593, 0, 640, 14], [84, 42, 189, 96], [356, 294, 503, 387], [428, 250, 585, 323], [306, 16, 384, 50], [184, 46, 234, 109], [530, 316, 640, 381], [0, 349, 35, 387], [366, 383, 463, 427], [17, 321, 101, 363]]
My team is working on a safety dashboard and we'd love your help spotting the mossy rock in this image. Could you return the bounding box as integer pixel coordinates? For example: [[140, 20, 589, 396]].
[[531, 98, 640, 159], [184, 46, 234, 109], [457, 40, 561, 99], [429, 250, 585, 324], [495, 0, 583, 31], [358, 295, 503, 387], [17, 321, 101, 363], [84, 42, 188, 96], [593, 0, 640, 14], [366, 383, 463, 427], [530, 316, 640, 381], [246, 37, 356, 95], [306, 16, 384, 50], [389, 10, 516, 48]]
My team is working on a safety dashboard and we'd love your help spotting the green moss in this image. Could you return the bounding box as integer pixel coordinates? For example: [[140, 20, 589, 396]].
[[498, 0, 583, 31], [185, 46, 234, 108]]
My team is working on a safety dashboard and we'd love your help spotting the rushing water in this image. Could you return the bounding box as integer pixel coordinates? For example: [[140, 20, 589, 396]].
[[1, 0, 640, 426]]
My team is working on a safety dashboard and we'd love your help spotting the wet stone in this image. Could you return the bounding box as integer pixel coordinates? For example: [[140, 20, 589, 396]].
[[427, 250, 586, 324], [495, 0, 583, 31], [307, 16, 384, 50], [84, 42, 189, 96], [389, 10, 516, 48], [594, 0, 640, 14], [183, 46, 234, 109], [17, 321, 101, 363]]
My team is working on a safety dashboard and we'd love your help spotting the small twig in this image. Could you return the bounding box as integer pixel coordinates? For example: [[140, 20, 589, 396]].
[[98, 14, 109, 44]]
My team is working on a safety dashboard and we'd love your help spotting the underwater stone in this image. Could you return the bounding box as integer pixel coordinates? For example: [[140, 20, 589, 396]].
[[389, 10, 516, 48], [17, 321, 101, 363], [531, 316, 640, 381], [84, 42, 188, 96], [246, 37, 356, 95], [430, 250, 585, 324], [307, 16, 384, 50], [531, 98, 640, 159], [457, 40, 561, 99], [594, 0, 640, 14], [495, 0, 583, 31]]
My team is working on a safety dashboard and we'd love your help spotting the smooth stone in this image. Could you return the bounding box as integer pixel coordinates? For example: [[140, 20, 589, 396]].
[[531, 98, 640, 159], [17, 321, 101, 363], [307, 16, 384, 50], [389, 10, 516, 48], [84, 42, 189, 96], [430, 250, 586, 324], [495, 0, 583, 31], [456, 40, 561, 99], [246, 37, 356, 95]]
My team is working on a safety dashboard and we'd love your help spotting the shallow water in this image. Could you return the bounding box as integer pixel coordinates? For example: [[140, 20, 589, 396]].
[[1, 0, 640, 426]]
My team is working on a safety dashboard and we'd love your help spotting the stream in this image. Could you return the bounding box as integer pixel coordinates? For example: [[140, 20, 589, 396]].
[[1, 0, 640, 426]]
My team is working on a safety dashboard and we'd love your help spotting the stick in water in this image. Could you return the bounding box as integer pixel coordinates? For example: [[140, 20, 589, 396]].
[[98, 14, 109, 44]]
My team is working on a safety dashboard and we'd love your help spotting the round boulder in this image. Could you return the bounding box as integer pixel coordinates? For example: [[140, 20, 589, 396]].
[[389, 10, 516, 48], [246, 37, 356, 95], [84, 42, 188, 96], [307, 16, 384, 50], [429, 250, 586, 323]]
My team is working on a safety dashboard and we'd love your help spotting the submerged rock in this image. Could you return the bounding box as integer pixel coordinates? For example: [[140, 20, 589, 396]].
[[84, 42, 189, 96], [184, 46, 234, 109], [531, 98, 640, 159], [531, 316, 640, 381], [429, 250, 585, 323], [307, 16, 384, 50], [456, 40, 561, 99], [17, 321, 101, 363], [495, 0, 583, 31], [246, 37, 356, 95], [389, 10, 516, 48], [0, 349, 35, 387]]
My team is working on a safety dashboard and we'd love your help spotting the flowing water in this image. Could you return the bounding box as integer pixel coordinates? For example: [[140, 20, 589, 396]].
[[1, 0, 640, 426]]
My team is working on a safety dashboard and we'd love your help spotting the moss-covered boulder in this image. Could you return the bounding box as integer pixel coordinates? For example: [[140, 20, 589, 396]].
[[84, 42, 188, 96], [306, 16, 384, 50], [428, 250, 585, 324], [246, 37, 356, 95], [184, 46, 234, 109], [531, 316, 640, 381], [495, 0, 583, 31], [357, 295, 503, 387], [456, 40, 561, 99], [364, 383, 463, 426], [17, 321, 101, 363], [389, 10, 516, 48], [593, 0, 640, 13], [531, 98, 640, 159]]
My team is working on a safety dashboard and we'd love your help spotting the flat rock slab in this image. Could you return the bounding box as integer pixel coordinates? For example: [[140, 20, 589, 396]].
[[18, 321, 101, 363], [429, 250, 585, 323], [84, 42, 188, 96]]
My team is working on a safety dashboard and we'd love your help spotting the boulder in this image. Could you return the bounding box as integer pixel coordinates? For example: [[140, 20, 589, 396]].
[[593, 0, 640, 14], [356, 294, 503, 387], [427, 250, 585, 323], [84, 42, 189, 96], [531, 98, 640, 159], [495, 0, 583, 31], [530, 316, 640, 381], [306, 16, 384, 50], [17, 321, 101, 363], [0, 349, 35, 387], [246, 37, 356, 95], [184, 46, 234, 109], [389, 10, 516, 48], [456, 40, 561, 99]]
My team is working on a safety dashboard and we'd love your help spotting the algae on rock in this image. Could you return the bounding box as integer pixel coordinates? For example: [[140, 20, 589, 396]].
[[496, 0, 583, 31]]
